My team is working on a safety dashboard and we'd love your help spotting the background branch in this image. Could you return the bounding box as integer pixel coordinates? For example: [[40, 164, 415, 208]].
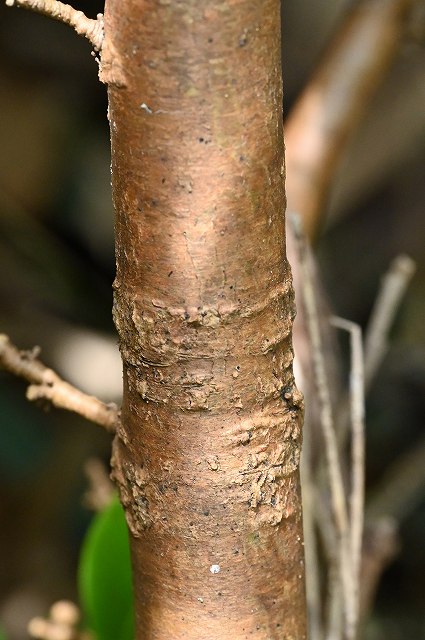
[[0, 334, 118, 432], [285, 0, 416, 239], [4, 0, 104, 50]]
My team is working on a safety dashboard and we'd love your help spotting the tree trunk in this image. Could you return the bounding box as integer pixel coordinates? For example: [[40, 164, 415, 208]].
[[103, 1, 306, 638]]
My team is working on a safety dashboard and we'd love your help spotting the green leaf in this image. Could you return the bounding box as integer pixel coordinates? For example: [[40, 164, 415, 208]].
[[78, 496, 134, 640]]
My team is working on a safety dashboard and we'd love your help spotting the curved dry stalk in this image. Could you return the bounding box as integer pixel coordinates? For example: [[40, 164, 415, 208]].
[[4, 0, 104, 51], [285, 0, 416, 239], [0, 334, 118, 432]]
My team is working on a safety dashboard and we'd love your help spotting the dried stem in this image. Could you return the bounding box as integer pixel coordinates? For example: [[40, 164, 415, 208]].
[[364, 254, 416, 390], [331, 254, 415, 464], [290, 215, 355, 639], [331, 316, 366, 633], [4, 0, 104, 51], [285, 0, 416, 238], [291, 217, 348, 548], [0, 334, 118, 432]]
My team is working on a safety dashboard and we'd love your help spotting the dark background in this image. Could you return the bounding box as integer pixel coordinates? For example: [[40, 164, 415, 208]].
[[0, 1, 424, 638]]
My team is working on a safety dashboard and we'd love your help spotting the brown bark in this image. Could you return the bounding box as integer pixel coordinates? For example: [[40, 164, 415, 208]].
[[102, 1, 306, 638]]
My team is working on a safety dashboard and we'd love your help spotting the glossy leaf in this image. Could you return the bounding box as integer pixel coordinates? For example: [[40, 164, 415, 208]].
[[78, 496, 134, 640]]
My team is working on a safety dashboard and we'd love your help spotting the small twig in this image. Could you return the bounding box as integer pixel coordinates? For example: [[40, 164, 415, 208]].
[[330, 316, 366, 633], [0, 334, 118, 432], [331, 253, 415, 457], [4, 0, 104, 51], [364, 254, 416, 390]]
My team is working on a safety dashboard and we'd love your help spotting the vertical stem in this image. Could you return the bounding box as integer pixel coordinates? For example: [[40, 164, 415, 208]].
[[103, 1, 306, 639], [291, 217, 354, 638], [331, 316, 366, 635]]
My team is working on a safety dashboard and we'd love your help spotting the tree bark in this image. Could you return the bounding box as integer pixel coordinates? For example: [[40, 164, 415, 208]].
[[103, 1, 306, 638]]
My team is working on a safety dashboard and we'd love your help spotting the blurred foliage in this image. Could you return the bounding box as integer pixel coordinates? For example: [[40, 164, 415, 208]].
[[79, 497, 134, 640]]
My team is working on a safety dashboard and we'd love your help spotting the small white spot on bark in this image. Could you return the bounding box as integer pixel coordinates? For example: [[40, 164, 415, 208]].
[[210, 564, 220, 574], [140, 103, 153, 114], [140, 103, 167, 115]]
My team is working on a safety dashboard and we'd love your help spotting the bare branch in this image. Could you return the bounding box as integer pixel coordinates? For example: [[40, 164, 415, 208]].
[[0, 334, 118, 432], [364, 254, 416, 389], [285, 0, 416, 239], [4, 0, 104, 51]]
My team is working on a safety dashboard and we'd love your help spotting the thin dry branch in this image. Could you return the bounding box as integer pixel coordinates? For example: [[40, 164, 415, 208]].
[[4, 0, 104, 51], [290, 215, 355, 639], [330, 316, 366, 633], [364, 254, 416, 389], [291, 217, 349, 546], [285, 0, 416, 239], [0, 334, 118, 432], [331, 254, 415, 463]]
